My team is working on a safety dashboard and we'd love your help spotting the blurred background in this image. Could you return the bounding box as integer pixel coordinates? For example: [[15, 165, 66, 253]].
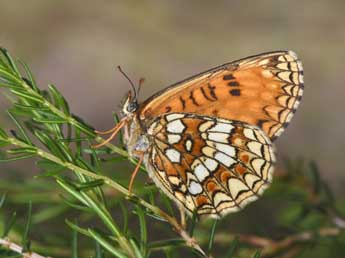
[[1, 0, 345, 185], [0, 1, 345, 257]]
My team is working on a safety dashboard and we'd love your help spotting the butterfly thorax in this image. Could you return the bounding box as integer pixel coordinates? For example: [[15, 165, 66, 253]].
[[123, 115, 150, 159], [122, 92, 150, 158]]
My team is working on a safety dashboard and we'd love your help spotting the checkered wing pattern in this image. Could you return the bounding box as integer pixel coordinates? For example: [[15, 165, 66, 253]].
[[145, 113, 276, 217]]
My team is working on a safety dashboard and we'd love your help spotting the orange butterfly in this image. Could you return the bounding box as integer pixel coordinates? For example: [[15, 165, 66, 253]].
[[95, 51, 304, 218]]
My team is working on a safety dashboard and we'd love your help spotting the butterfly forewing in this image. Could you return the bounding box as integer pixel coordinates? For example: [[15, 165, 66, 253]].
[[145, 113, 276, 217], [139, 51, 304, 140]]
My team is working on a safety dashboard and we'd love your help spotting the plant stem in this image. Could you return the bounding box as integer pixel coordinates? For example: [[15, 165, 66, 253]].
[[214, 227, 342, 258], [0, 237, 47, 258]]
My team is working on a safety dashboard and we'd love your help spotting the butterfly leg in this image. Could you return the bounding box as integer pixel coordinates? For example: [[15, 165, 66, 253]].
[[92, 118, 127, 148], [95, 126, 119, 135], [128, 151, 145, 193], [179, 206, 186, 229]]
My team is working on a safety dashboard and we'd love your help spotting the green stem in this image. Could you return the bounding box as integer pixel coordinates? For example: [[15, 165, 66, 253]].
[[0, 237, 46, 258]]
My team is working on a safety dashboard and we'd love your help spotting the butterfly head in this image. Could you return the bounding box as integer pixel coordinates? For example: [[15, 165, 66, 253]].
[[122, 91, 138, 115], [118, 66, 144, 116]]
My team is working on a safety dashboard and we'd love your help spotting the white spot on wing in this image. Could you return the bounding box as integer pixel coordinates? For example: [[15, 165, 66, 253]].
[[166, 113, 185, 122], [203, 158, 218, 171], [185, 139, 193, 152], [188, 181, 203, 195], [207, 132, 229, 143], [166, 148, 181, 163], [215, 152, 236, 167], [169, 176, 180, 185], [251, 158, 265, 176], [167, 134, 181, 144], [202, 146, 215, 157], [199, 121, 215, 132], [278, 55, 286, 62], [214, 143, 236, 157], [247, 141, 263, 157], [243, 128, 256, 140], [213, 192, 232, 207], [208, 123, 234, 133], [278, 71, 292, 82], [194, 163, 209, 181], [228, 178, 249, 198], [167, 120, 185, 133], [277, 62, 288, 70], [244, 173, 260, 189], [186, 171, 197, 182]]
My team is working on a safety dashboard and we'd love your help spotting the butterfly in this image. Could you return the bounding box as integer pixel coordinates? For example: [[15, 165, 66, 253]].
[[95, 51, 304, 218]]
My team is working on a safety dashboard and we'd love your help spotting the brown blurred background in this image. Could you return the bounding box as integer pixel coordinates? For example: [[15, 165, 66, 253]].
[[1, 0, 345, 187]]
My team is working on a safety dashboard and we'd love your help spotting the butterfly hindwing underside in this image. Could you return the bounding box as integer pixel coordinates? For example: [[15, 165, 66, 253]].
[[145, 113, 275, 217]]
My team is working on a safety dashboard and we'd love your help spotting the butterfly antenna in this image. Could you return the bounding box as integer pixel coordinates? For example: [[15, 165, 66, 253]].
[[117, 66, 137, 100], [137, 77, 145, 98]]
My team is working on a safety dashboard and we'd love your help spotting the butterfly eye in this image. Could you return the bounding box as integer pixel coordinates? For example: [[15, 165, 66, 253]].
[[127, 101, 138, 112]]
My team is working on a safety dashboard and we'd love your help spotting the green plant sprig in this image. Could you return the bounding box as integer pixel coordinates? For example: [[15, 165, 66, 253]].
[[0, 48, 208, 257]]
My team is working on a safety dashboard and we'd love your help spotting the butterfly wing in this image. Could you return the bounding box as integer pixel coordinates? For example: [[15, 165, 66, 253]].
[[144, 113, 275, 217], [139, 51, 304, 140]]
